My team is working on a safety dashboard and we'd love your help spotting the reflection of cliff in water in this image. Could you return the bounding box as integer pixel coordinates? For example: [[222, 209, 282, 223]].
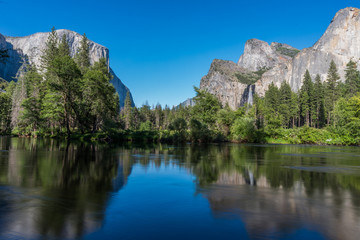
[[0, 137, 132, 240], [198, 170, 360, 240]]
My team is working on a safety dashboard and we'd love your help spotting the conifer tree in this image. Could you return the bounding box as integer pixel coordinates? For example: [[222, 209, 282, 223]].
[[76, 33, 91, 74], [325, 60, 340, 125], [58, 34, 71, 57], [345, 59, 360, 97], [17, 65, 43, 135], [289, 92, 299, 128], [41, 27, 59, 71], [313, 74, 325, 128], [123, 91, 132, 130], [279, 82, 292, 127], [299, 70, 314, 127], [82, 58, 118, 132]]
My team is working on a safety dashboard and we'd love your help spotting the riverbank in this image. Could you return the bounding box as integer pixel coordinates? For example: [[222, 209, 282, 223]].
[[3, 126, 359, 146]]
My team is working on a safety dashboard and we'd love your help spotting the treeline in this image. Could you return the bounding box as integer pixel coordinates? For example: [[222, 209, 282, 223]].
[[1, 28, 360, 145], [117, 59, 360, 145], [0, 27, 120, 136]]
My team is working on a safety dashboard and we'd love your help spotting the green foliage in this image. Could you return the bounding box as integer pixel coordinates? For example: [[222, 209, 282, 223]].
[[75, 33, 91, 74], [275, 46, 300, 58], [230, 117, 257, 142], [189, 119, 212, 143], [192, 87, 221, 127], [234, 68, 268, 85], [325, 60, 341, 125], [344, 59, 360, 97]]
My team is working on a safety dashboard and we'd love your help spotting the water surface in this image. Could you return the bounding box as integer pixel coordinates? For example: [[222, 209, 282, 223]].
[[0, 137, 360, 240]]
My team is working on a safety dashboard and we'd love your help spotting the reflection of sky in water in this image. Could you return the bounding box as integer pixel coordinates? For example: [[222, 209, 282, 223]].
[[0, 137, 359, 240]]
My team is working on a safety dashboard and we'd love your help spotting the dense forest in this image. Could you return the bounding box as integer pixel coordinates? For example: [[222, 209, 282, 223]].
[[0, 28, 360, 145]]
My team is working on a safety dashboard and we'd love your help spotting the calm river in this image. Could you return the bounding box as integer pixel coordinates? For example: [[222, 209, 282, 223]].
[[0, 137, 360, 240]]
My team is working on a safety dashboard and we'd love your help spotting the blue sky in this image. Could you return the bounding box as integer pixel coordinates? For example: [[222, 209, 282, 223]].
[[1, 0, 360, 107]]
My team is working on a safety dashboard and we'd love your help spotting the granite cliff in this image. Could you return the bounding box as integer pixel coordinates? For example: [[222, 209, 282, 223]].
[[200, 7, 360, 109], [0, 29, 134, 107]]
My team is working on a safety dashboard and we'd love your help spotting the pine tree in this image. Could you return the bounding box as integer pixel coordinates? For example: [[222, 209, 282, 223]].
[[17, 65, 43, 135], [345, 59, 360, 97], [192, 87, 221, 127], [325, 60, 340, 125], [123, 91, 132, 130], [299, 70, 314, 127], [155, 104, 163, 129], [82, 58, 118, 132], [41, 27, 59, 71], [264, 82, 280, 114], [49, 53, 81, 136], [76, 33, 90, 74], [313, 74, 325, 128], [41, 90, 64, 135], [279, 82, 292, 128], [58, 34, 71, 57], [289, 92, 299, 128]]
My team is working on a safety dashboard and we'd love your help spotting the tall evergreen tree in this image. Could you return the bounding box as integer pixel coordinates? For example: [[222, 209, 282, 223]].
[[344, 59, 360, 97], [313, 74, 325, 128], [123, 91, 132, 130], [279, 82, 292, 128], [299, 70, 314, 127], [17, 65, 43, 135], [82, 58, 118, 132], [76, 33, 91, 73], [40, 27, 59, 71], [325, 60, 340, 125]]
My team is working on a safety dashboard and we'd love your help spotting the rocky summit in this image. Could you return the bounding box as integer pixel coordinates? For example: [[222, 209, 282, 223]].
[[0, 29, 134, 107], [200, 7, 360, 109]]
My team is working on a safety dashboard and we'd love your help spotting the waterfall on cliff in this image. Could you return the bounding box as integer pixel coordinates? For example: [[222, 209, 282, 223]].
[[247, 85, 254, 106]]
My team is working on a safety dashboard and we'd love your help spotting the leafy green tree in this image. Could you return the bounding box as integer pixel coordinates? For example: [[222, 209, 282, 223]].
[[82, 58, 118, 132], [231, 117, 256, 142], [49, 54, 81, 136], [216, 105, 236, 136], [17, 65, 43, 135], [192, 87, 221, 127], [325, 60, 341, 126], [0, 82, 15, 133], [41, 90, 64, 135]]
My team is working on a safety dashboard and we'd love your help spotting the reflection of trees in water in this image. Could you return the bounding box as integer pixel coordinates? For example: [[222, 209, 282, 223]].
[[1, 139, 360, 239], [0, 137, 132, 239]]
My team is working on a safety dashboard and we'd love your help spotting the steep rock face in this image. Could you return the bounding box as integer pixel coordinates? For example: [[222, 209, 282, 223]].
[[237, 39, 293, 71], [289, 7, 360, 91], [200, 59, 253, 109], [0, 30, 133, 107], [200, 7, 360, 109], [201, 42, 296, 109], [180, 98, 196, 107]]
